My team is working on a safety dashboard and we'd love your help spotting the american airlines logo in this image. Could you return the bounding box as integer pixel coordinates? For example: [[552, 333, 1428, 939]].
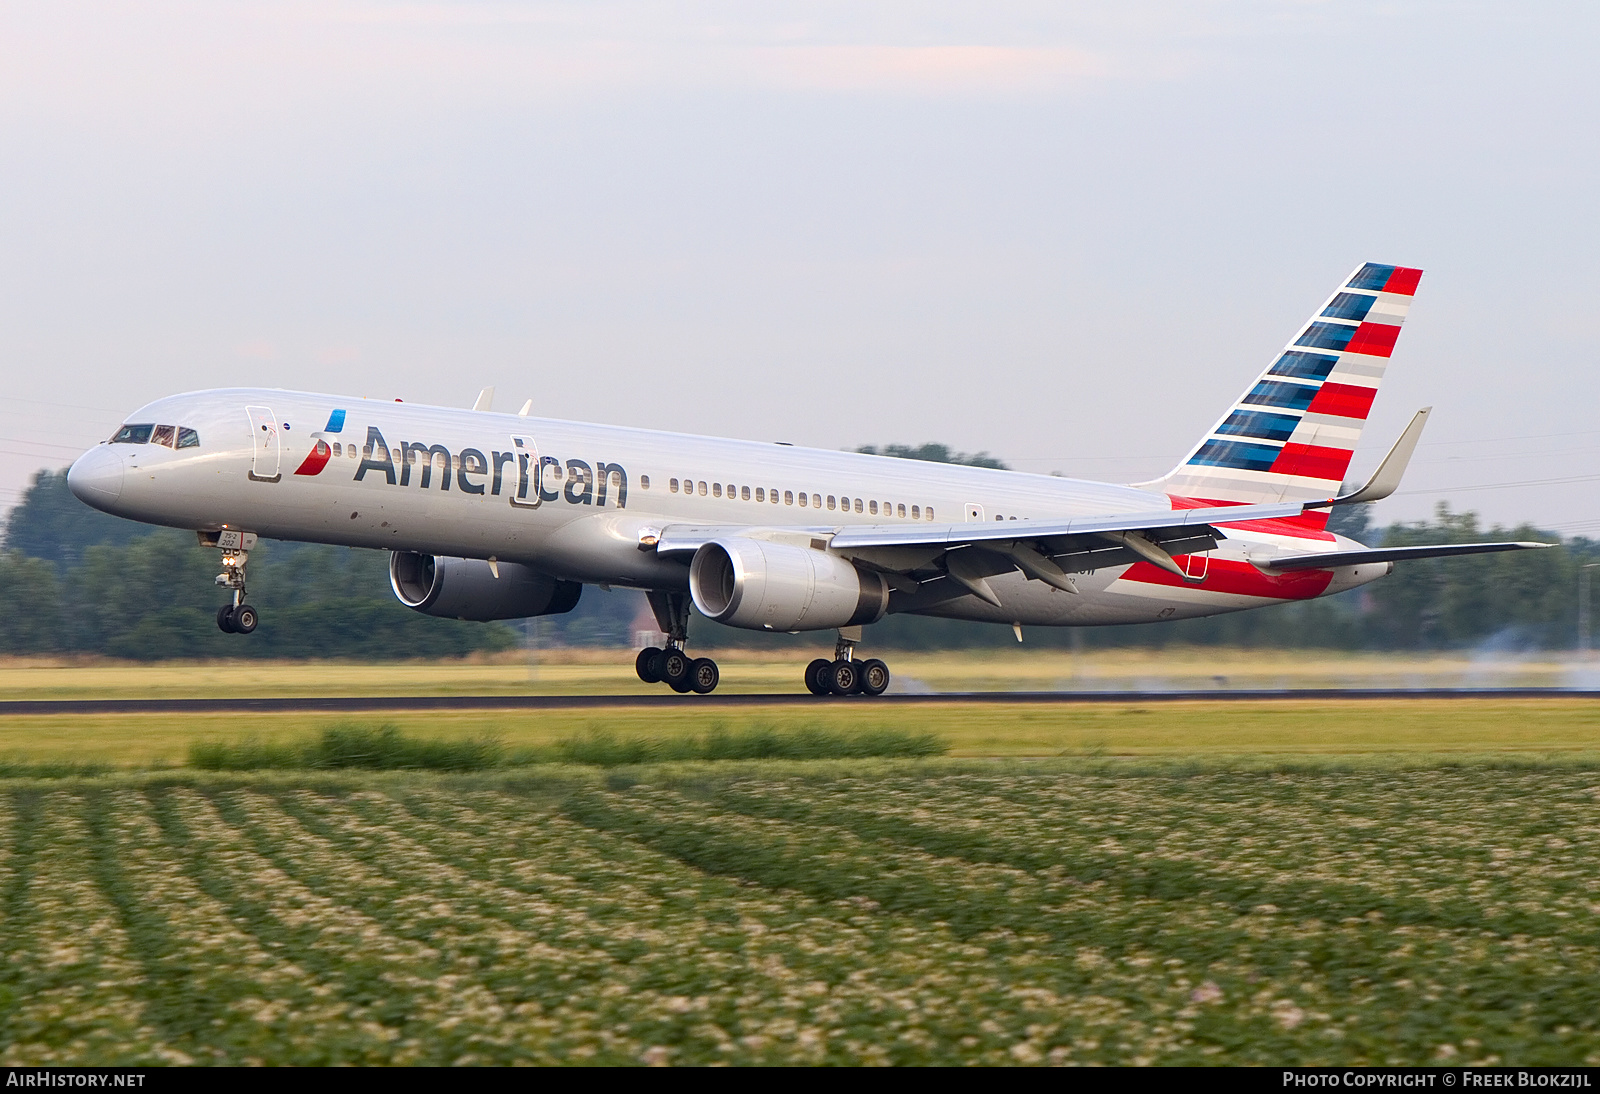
[[296, 415, 628, 508]]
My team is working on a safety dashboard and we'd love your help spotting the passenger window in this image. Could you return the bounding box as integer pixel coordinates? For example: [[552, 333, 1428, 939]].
[[332, 442, 342, 457], [798, 492, 807, 507], [827, 496, 836, 510], [869, 500, 878, 515], [670, 478, 679, 493], [698, 481, 707, 496], [785, 490, 795, 505], [640, 475, 651, 490], [912, 505, 920, 519], [741, 486, 751, 501], [812, 494, 822, 508], [111, 424, 154, 444], [897, 504, 906, 517], [854, 499, 863, 513], [177, 427, 200, 449], [771, 488, 779, 503], [151, 424, 176, 448], [754, 487, 764, 502], [926, 507, 934, 520]]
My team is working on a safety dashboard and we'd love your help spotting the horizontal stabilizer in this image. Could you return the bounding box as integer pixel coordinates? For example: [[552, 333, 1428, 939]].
[[1260, 541, 1553, 572]]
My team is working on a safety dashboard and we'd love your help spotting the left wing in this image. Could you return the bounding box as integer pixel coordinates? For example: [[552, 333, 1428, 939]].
[[654, 500, 1309, 594]]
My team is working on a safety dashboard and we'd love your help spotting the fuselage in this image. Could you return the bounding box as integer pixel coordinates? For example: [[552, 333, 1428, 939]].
[[67, 387, 1389, 628]]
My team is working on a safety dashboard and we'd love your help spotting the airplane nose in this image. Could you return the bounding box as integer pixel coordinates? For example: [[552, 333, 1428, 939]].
[[67, 446, 125, 510]]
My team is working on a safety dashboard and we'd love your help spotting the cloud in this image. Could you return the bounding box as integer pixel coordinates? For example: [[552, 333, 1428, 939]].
[[0, 0, 1161, 135]]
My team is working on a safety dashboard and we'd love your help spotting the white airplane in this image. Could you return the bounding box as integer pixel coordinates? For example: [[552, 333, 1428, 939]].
[[67, 262, 1549, 695]]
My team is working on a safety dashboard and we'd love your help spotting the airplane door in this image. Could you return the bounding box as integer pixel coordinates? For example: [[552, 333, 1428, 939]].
[[509, 434, 540, 509], [965, 503, 985, 522], [246, 405, 282, 483]]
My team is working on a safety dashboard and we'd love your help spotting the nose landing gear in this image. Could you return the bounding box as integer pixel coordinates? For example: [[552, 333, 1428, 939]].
[[202, 530, 260, 635], [635, 591, 720, 694], [805, 627, 890, 697]]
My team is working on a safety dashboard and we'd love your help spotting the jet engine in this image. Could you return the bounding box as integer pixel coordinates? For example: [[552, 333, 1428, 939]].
[[389, 552, 582, 621], [689, 538, 889, 632]]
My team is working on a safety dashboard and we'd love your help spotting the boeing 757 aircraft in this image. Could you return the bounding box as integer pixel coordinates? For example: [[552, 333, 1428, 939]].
[[67, 262, 1549, 695]]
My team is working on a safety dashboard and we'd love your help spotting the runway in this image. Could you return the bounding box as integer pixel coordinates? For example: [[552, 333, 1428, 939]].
[[5, 688, 1600, 715]]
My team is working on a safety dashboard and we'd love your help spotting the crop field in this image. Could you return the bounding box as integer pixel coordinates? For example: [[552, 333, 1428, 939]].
[[2, 761, 1599, 1066]]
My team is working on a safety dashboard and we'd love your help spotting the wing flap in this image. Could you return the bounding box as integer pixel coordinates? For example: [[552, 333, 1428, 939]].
[[1260, 541, 1553, 572]]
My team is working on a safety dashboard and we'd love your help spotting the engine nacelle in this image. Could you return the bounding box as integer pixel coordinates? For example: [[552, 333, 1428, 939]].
[[389, 552, 582, 621], [689, 538, 889, 632]]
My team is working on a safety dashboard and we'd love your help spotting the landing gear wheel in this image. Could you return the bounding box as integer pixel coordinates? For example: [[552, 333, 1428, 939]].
[[804, 658, 832, 696], [689, 657, 719, 695], [856, 658, 890, 696], [661, 649, 693, 693], [216, 605, 237, 634], [232, 604, 259, 634], [635, 647, 664, 683], [826, 659, 858, 696]]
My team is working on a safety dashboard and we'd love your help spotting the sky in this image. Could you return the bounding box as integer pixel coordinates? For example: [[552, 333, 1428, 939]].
[[1, 1, 1596, 536]]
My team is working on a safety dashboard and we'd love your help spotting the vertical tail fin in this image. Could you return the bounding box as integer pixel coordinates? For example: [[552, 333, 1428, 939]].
[[1141, 262, 1422, 507]]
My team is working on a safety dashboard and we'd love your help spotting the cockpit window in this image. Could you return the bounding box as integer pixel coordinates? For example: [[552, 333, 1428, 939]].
[[111, 424, 154, 444], [176, 427, 200, 449], [151, 424, 176, 448]]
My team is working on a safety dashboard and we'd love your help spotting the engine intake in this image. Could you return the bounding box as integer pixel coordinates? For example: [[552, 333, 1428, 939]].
[[389, 552, 582, 621], [689, 538, 888, 632]]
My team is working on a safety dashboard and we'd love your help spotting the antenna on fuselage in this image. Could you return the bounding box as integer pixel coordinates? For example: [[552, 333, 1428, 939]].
[[472, 387, 495, 412], [518, 399, 533, 417]]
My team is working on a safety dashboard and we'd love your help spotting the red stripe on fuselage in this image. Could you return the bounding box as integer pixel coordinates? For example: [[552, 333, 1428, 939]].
[[1306, 382, 1376, 420], [1119, 557, 1334, 600], [1270, 443, 1352, 481], [1165, 495, 1336, 541]]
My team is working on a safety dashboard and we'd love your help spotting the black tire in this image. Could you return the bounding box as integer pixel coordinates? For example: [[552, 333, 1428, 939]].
[[635, 647, 664, 683], [233, 604, 259, 634], [216, 605, 237, 634], [804, 658, 831, 696], [661, 648, 692, 691], [689, 657, 719, 695], [826, 659, 858, 696], [857, 658, 890, 696]]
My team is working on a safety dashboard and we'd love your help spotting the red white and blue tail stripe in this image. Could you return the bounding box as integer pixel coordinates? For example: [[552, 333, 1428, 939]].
[[1143, 262, 1422, 508]]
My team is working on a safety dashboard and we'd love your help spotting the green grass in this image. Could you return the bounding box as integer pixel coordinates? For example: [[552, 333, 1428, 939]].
[[3, 697, 1599, 768], [1, 760, 1598, 1065], [188, 721, 947, 771]]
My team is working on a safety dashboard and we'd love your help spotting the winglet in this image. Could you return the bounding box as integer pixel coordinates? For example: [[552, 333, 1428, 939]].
[[1313, 406, 1431, 508], [472, 387, 495, 412]]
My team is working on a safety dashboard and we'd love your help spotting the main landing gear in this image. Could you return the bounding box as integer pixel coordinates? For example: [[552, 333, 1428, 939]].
[[804, 627, 890, 697], [634, 591, 720, 694]]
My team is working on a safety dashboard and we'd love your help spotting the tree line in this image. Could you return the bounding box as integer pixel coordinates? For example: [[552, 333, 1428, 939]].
[[0, 462, 1589, 659]]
